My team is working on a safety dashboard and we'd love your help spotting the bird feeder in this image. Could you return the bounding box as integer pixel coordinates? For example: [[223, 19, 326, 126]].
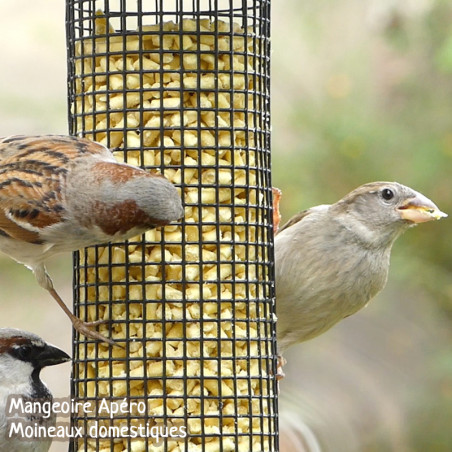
[[66, 1, 277, 450]]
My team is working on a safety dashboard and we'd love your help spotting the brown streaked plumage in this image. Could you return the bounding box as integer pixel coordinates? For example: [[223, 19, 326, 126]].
[[0, 135, 184, 346]]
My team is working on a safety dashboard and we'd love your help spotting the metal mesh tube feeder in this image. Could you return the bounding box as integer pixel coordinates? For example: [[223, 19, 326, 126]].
[[66, 1, 277, 450]]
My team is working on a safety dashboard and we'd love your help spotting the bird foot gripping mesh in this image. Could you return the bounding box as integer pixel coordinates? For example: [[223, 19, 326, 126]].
[[66, 1, 277, 451]]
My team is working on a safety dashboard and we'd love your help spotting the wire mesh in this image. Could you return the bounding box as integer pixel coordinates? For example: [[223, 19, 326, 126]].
[[66, 0, 277, 450]]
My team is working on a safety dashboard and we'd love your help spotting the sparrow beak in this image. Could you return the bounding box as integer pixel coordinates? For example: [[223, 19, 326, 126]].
[[35, 343, 71, 368], [398, 193, 447, 224]]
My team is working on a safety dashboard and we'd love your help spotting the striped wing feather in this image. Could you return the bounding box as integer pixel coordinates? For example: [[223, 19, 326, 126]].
[[0, 135, 110, 243]]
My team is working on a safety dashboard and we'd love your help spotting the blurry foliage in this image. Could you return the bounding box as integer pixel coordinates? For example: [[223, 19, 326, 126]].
[[408, 350, 452, 450]]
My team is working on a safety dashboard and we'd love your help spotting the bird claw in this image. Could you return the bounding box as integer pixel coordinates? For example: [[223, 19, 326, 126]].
[[82, 318, 110, 327], [272, 187, 282, 234], [47, 287, 124, 349], [71, 318, 124, 349]]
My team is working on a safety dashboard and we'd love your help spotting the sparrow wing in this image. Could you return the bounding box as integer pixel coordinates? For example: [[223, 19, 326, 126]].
[[0, 209, 43, 244], [0, 135, 112, 161], [0, 135, 112, 242], [277, 209, 312, 234], [277, 204, 330, 234]]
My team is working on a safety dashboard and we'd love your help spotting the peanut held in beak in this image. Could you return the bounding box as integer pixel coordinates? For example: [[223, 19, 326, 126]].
[[398, 192, 447, 224]]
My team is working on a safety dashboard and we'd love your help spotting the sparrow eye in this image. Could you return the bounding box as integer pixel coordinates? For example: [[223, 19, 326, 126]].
[[12, 344, 33, 362], [381, 188, 394, 201]]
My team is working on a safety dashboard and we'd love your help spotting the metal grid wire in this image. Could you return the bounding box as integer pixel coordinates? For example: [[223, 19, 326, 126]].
[[66, 1, 277, 450]]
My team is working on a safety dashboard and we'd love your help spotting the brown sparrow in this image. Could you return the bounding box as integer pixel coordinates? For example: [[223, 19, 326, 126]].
[[275, 182, 446, 357], [0, 135, 184, 345], [0, 328, 70, 452]]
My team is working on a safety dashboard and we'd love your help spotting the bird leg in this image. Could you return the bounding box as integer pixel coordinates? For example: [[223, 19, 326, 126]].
[[47, 287, 122, 348], [32, 264, 121, 347]]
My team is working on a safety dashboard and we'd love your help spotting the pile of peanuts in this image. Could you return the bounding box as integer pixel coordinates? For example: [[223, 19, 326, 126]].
[[72, 14, 274, 452]]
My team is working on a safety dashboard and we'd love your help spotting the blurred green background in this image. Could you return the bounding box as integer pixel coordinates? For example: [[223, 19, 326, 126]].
[[273, 1, 452, 451], [0, 1, 451, 451]]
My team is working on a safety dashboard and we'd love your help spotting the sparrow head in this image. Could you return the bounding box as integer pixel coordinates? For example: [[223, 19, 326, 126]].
[[126, 170, 185, 225], [333, 181, 447, 247], [66, 160, 185, 238], [0, 329, 70, 397]]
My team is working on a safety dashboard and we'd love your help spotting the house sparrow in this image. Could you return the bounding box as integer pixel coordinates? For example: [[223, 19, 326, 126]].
[[0, 135, 184, 345], [275, 182, 447, 356], [0, 328, 70, 452]]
